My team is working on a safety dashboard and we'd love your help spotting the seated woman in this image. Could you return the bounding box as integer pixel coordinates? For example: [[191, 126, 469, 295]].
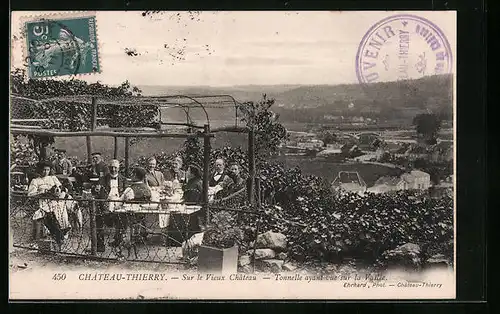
[[183, 164, 203, 204], [27, 161, 68, 247], [111, 167, 152, 248], [165, 164, 204, 242], [120, 167, 152, 203]]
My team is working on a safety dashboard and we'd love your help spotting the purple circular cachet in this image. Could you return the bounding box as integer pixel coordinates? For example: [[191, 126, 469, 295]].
[[355, 14, 453, 84]]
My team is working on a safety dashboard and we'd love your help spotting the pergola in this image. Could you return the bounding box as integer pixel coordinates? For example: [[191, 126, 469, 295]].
[[10, 93, 259, 208]]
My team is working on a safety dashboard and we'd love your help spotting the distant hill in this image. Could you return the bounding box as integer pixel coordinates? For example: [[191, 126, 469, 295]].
[[139, 74, 453, 124]]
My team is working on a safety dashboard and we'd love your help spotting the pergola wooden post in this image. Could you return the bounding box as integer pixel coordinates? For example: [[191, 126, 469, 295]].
[[247, 128, 256, 205], [89, 96, 98, 256], [124, 137, 130, 177], [114, 137, 118, 159], [87, 96, 98, 163], [202, 124, 211, 224]]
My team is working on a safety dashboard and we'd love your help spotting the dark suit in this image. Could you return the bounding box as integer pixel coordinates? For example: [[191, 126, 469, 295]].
[[96, 173, 127, 251], [145, 170, 165, 187], [98, 173, 127, 200], [209, 171, 228, 187], [89, 161, 110, 179], [217, 174, 245, 198]]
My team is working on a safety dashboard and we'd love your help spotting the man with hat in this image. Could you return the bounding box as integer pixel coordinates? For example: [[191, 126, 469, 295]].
[[120, 167, 151, 202], [52, 148, 72, 175], [89, 152, 110, 179]]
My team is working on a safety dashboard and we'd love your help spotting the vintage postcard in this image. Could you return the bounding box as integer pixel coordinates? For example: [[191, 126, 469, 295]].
[[9, 11, 456, 300]]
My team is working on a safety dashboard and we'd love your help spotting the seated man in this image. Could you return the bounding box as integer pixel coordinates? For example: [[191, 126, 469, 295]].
[[145, 157, 165, 188], [87, 152, 110, 180], [209, 158, 229, 187], [111, 167, 152, 249], [52, 149, 73, 175], [164, 156, 186, 184], [217, 162, 245, 198], [95, 159, 127, 252]]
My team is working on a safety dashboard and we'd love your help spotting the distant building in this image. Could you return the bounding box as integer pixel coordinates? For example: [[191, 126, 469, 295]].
[[332, 171, 367, 194], [354, 153, 377, 162], [318, 143, 343, 156], [326, 143, 343, 150], [351, 116, 364, 123], [404, 145, 428, 160], [323, 115, 342, 121], [401, 170, 431, 190], [368, 176, 408, 194], [297, 139, 324, 149], [375, 147, 386, 160], [367, 170, 431, 194]]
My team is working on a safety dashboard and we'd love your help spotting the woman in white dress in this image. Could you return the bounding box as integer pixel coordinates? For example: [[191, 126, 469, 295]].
[[27, 161, 68, 246]]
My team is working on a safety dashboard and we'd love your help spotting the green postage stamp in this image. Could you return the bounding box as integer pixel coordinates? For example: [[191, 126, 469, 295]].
[[24, 14, 100, 78]]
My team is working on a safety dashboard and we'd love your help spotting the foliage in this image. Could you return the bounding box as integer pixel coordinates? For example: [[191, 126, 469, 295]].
[[10, 135, 38, 167], [10, 68, 158, 161], [237, 161, 453, 264], [319, 131, 337, 146], [412, 113, 442, 145], [182, 135, 203, 169], [237, 95, 288, 163], [202, 211, 245, 249], [413, 158, 453, 185]]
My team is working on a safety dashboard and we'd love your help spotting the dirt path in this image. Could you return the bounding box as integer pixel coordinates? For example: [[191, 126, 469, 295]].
[[10, 247, 189, 273]]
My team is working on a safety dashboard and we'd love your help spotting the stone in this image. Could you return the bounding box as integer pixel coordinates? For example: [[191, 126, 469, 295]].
[[257, 259, 284, 273], [240, 265, 253, 274], [277, 252, 287, 260], [181, 232, 204, 259], [380, 243, 422, 268], [17, 263, 28, 269], [239, 255, 251, 267], [425, 254, 450, 268], [282, 263, 297, 271], [252, 248, 276, 260], [338, 265, 356, 275], [256, 231, 287, 251]]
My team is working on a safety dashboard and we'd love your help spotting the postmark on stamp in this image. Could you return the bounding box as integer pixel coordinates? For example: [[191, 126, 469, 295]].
[[24, 14, 100, 78], [355, 14, 453, 84]]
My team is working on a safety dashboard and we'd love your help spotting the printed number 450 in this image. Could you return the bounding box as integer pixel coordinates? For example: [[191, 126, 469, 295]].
[[52, 273, 66, 280]]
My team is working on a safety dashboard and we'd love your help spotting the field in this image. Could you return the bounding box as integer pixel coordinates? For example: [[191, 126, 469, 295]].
[[271, 156, 403, 187]]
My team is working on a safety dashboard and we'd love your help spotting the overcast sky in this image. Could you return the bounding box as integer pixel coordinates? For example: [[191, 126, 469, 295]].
[[11, 11, 456, 87]]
